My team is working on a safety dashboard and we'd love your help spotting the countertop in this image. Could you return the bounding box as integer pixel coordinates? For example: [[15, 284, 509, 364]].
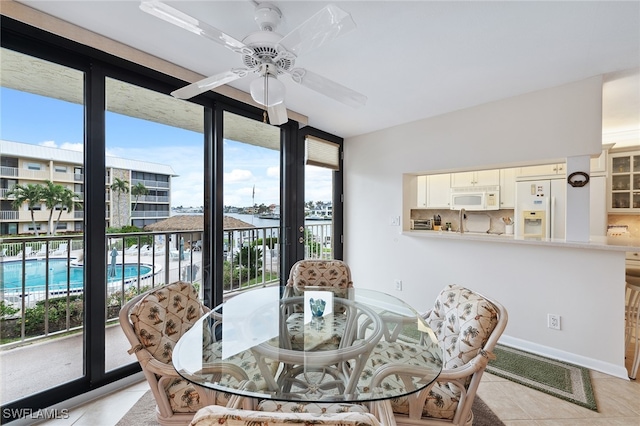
[[403, 229, 640, 252]]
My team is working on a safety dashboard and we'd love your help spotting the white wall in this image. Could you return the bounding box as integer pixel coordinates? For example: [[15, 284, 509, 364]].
[[344, 76, 631, 378]]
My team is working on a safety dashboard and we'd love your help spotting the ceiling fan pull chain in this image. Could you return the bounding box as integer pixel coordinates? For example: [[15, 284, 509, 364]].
[[263, 72, 269, 123]]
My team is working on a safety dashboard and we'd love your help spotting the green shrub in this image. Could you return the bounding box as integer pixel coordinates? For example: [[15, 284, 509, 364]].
[[0, 301, 19, 319], [253, 237, 278, 249]]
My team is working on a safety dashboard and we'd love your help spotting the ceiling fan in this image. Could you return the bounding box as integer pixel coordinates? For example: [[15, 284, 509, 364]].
[[140, 1, 368, 125]]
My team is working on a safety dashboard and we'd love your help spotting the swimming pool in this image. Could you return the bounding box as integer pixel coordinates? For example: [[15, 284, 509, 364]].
[[2, 258, 153, 294]]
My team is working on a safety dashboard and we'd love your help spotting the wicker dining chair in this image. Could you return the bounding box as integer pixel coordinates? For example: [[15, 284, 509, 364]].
[[368, 284, 508, 426], [119, 281, 247, 426]]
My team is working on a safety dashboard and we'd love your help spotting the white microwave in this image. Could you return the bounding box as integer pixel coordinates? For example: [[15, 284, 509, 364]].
[[450, 186, 500, 211]]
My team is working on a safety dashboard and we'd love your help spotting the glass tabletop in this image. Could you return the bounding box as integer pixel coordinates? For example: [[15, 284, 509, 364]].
[[173, 286, 442, 403]]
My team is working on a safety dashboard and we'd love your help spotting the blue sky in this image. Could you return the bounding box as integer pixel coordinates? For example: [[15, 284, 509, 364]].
[[1, 87, 331, 207]]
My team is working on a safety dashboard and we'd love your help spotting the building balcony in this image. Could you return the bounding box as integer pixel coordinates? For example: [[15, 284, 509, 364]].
[[131, 178, 169, 189], [0, 210, 19, 220], [130, 211, 170, 218]]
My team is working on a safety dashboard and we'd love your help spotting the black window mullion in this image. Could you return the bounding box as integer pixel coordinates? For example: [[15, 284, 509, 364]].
[[84, 61, 107, 384]]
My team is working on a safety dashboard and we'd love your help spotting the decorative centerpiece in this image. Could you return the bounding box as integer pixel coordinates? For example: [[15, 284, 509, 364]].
[[309, 298, 326, 318]]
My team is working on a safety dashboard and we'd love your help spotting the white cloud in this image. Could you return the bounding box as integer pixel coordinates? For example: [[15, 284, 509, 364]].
[[60, 142, 83, 152], [224, 169, 253, 182], [39, 141, 83, 152], [266, 166, 279, 177]]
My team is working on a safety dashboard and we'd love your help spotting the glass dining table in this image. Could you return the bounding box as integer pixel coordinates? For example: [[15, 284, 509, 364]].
[[172, 286, 443, 404]]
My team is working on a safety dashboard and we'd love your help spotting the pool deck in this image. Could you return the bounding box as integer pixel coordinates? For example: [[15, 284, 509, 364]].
[[0, 323, 132, 405]]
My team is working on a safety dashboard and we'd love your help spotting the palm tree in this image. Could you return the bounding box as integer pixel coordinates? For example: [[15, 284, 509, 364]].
[[129, 182, 149, 223], [41, 180, 65, 235], [52, 187, 81, 234], [6, 183, 43, 235], [110, 177, 129, 227]]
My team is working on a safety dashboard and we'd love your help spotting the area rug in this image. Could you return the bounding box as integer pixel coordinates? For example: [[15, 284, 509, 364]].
[[486, 344, 597, 411], [117, 391, 504, 426]]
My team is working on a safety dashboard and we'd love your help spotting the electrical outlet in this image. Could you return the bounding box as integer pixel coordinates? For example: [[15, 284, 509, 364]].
[[548, 313, 561, 330], [395, 280, 402, 291], [390, 216, 400, 226]]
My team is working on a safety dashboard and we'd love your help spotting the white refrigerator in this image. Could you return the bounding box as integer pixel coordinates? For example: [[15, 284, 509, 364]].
[[515, 179, 566, 239]]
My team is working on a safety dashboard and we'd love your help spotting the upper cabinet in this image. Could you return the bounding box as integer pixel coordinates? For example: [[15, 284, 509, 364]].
[[426, 174, 451, 208], [450, 170, 500, 187], [415, 174, 451, 208], [608, 150, 640, 212], [499, 168, 517, 208], [517, 163, 565, 177]]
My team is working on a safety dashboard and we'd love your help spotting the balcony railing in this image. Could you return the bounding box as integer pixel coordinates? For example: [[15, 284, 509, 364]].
[[138, 195, 170, 203], [130, 211, 170, 218], [131, 178, 169, 189], [0, 222, 332, 348], [0, 211, 19, 220], [0, 166, 18, 177]]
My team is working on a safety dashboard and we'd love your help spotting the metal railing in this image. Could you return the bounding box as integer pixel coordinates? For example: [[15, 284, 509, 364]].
[[130, 211, 170, 218], [0, 221, 332, 347]]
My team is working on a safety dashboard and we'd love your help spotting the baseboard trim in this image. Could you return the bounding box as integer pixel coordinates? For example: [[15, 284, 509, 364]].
[[499, 336, 629, 380]]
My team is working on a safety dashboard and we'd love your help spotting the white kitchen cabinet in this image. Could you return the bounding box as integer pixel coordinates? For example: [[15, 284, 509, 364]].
[[517, 163, 565, 177], [450, 170, 499, 187], [426, 174, 451, 208], [608, 150, 640, 212], [499, 168, 517, 208], [416, 175, 427, 207]]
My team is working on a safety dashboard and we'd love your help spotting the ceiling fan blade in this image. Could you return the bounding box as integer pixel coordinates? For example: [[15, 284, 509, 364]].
[[267, 102, 288, 125], [289, 68, 367, 108], [171, 69, 247, 99], [140, 1, 253, 55], [277, 4, 356, 57]]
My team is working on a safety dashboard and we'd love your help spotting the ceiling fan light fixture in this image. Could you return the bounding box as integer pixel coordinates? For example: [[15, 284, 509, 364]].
[[250, 73, 285, 107]]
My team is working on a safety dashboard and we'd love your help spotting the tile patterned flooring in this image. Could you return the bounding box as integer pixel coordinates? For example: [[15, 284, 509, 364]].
[[36, 367, 640, 426]]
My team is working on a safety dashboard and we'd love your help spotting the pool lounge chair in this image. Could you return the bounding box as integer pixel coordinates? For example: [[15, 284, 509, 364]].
[[51, 243, 68, 256], [124, 244, 138, 254], [17, 247, 33, 257], [35, 245, 47, 257]]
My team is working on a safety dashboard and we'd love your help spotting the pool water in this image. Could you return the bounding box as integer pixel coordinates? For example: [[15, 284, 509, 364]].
[[2, 258, 152, 293]]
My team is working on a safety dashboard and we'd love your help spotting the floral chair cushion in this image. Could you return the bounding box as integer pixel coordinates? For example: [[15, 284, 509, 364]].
[[357, 339, 442, 396], [287, 260, 353, 295], [390, 284, 499, 420], [190, 405, 381, 426], [130, 281, 205, 363], [285, 312, 345, 351], [130, 281, 210, 412], [257, 400, 369, 414]]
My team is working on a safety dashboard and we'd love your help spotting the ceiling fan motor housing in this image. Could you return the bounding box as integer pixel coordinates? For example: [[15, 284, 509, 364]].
[[241, 31, 294, 74], [254, 3, 282, 31]]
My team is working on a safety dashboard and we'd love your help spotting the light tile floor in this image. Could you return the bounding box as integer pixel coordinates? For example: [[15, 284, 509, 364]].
[[36, 368, 640, 426]]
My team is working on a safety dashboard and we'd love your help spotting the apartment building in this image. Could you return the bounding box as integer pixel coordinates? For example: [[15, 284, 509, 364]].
[[0, 140, 176, 234]]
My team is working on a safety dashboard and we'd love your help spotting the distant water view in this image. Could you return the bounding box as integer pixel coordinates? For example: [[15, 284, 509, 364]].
[[226, 213, 331, 228], [170, 211, 331, 228]]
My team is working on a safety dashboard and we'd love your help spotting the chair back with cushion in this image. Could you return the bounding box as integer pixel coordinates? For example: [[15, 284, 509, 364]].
[[283, 259, 354, 351], [120, 281, 239, 426], [284, 259, 353, 297], [378, 284, 507, 426]]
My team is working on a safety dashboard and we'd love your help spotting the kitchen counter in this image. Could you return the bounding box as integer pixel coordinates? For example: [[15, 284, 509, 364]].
[[403, 229, 640, 252]]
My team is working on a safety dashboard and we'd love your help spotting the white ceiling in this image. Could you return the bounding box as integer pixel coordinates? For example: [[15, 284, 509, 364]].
[[14, 0, 640, 143]]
